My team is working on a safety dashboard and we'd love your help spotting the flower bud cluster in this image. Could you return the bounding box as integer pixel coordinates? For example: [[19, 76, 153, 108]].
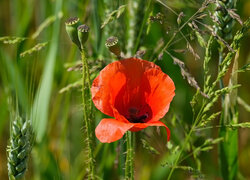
[[65, 17, 89, 50]]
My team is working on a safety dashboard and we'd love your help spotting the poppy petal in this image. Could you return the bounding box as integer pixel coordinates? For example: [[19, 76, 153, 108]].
[[91, 66, 126, 117], [95, 118, 134, 143], [113, 58, 161, 117], [142, 68, 175, 122], [112, 106, 130, 123], [92, 58, 161, 117], [129, 121, 171, 141]]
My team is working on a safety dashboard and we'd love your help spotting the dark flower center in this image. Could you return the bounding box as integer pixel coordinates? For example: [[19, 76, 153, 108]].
[[126, 106, 151, 123]]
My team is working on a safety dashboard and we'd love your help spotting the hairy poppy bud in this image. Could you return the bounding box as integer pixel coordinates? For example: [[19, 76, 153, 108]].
[[65, 17, 81, 49], [105, 36, 121, 58], [77, 24, 89, 50]]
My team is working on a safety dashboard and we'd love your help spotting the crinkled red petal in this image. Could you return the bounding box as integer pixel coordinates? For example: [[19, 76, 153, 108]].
[[141, 68, 175, 122], [95, 118, 170, 143], [91, 58, 161, 118], [92, 58, 174, 143], [91, 66, 126, 117], [95, 118, 134, 143]]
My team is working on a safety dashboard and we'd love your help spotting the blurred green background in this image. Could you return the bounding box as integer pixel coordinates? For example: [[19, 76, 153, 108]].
[[0, 0, 249, 179]]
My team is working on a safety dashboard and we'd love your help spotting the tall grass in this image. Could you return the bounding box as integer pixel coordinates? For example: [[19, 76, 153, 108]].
[[214, 0, 239, 179], [0, 0, 250, 179]]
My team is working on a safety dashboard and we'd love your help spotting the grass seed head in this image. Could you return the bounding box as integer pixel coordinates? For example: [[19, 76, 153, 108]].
[[7, 117, 33, 180]]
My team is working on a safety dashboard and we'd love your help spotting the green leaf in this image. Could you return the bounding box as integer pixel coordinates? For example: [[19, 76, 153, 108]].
[[32, 0, 63, 142], [219, 46, 239, 180], [0, 50, 28, 111], [219, 124, 238, 180]]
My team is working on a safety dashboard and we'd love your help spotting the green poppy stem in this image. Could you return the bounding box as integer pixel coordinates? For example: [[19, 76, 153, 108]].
[[125, 131, 134, 180], [81, 50, 95, 179], [82, 49, 95, 141]]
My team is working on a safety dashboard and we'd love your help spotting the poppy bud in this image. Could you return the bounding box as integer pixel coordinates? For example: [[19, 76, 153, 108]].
[[65, 17, 81, 49], [105, 36, 121, 58], [77, 24, 89, 50]]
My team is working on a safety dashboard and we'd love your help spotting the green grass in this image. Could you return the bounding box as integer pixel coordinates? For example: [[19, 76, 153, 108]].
[[0, 0, 250, 179]]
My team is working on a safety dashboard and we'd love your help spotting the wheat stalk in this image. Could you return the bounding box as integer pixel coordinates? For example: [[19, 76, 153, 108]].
[[7, 117, 33, 180]]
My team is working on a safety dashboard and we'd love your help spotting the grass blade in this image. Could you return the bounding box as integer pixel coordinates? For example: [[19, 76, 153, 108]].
[[32, 0, 63, 142], [219, 50, 239, 180]]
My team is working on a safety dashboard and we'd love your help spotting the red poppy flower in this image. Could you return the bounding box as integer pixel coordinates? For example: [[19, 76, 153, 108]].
[[91, 57, 175, 143]]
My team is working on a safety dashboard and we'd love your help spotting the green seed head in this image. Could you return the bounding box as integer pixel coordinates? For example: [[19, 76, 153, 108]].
[[65, 17, 81, 48], [7, 117, 33, 180], [77, 24, 89, 50], [105, 36, 121, 58]]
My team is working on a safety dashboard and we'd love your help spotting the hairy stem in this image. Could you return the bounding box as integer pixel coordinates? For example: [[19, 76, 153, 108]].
[[125, 131, 134, 180], [83, 49, 95, 147], [81, 50, 95, 180]]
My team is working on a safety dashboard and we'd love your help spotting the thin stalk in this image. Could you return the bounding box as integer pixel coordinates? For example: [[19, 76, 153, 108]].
[[131, 133, 135, 178], [156, 0, 179, 16], [133, 0, 152, 54], [83, 49, 95, 147], [126, 0, 136, 57], [154, 0, 209, 62], [167, 103, 205, 180], [125, 131, 134, 180], [218, 46, 225, 99], [167, 125, 195, 180], [81, 50, 95, 180]]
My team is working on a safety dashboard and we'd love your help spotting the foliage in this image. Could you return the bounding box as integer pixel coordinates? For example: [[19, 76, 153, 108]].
[[0, 0, 249, 179]]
